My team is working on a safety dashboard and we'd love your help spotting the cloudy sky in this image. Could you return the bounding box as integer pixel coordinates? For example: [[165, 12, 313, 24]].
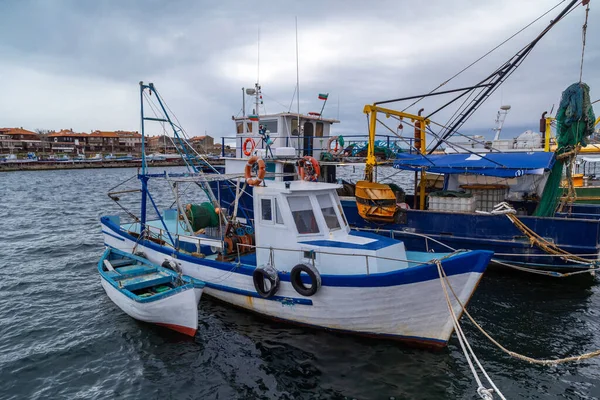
[[0, 0, 598, 145]]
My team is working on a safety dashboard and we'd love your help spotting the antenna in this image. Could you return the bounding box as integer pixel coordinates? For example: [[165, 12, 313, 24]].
[[492, 105, 511, 141], [295, 16, 300, 135]]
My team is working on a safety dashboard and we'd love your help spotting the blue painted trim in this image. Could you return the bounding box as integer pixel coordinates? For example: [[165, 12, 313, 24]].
[[102, 230, 125, 242], [101, 217, 492, 288], [206, 282, 313, 305], [300, 230, 400, 250]]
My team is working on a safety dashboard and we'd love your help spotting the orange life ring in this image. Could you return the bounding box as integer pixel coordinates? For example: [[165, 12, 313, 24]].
[[243, 138, 256, 156], [298, 156, 320, 182], [245, 156, 266, 186]]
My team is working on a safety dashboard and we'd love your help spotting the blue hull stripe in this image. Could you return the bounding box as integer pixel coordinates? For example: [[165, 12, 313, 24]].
[[101, 216, 491, 288], [205, 282, 313, 305], [102, 230, 125, 242]]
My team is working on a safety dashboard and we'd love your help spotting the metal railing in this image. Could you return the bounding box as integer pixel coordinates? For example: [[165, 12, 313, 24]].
[[221, 133, 419, 158]]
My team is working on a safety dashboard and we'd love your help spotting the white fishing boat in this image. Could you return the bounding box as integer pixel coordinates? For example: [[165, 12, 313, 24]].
[[98, 247, 205, 336], [102, 178, 491, 347]]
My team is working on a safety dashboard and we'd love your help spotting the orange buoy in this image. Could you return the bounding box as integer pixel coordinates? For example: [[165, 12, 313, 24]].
[[245, 156, 266, 186], [298, 156, 320, 181], [243, 138, 256, 156]]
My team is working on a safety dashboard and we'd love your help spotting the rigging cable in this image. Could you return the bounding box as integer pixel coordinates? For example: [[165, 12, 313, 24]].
[[579, 1, 590, 83], [402, 0, 568, 112]]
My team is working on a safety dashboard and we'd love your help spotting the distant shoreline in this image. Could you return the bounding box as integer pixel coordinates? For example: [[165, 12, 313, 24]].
[[0, 159, 224, 172]]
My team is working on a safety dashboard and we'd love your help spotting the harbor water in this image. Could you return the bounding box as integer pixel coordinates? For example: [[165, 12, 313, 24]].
[[2, 167, 600, 399]]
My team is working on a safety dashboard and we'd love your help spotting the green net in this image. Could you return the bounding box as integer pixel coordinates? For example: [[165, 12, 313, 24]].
[[534, 83, 596, 217], [186, 202, 219, 231]]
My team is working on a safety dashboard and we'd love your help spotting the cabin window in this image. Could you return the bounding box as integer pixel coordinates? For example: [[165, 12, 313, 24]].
[[274, 198, 284, 224], [288, 196, 320, 234], [236, 122, 252, 134], [261, 198, 272, 221], [261, 120, 278, 134], [317, 194, 341, 230]]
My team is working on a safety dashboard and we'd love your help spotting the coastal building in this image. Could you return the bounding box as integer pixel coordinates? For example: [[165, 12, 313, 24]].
[[88, 131, 120, 153], [148, 135, 177, 153], [189, 135, 214, 153], [116, 131, 142, 153], [48, 129, 88, 154], [0, 128, 41, 152]]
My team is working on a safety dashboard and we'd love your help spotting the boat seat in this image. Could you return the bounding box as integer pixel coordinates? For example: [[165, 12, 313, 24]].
[[120, 274, 173, 292], [110, 258, 137, 268], [115, 265, 157, 278], [104, 270, 120, 279]]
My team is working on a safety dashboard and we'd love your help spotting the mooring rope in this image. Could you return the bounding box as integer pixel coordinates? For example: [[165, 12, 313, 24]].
[[435, 255, 505, 399], [436, 258, 600, 365]]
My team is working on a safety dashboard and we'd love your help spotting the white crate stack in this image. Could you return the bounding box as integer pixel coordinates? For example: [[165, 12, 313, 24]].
[[428, 194, 476, 212], [463, 186, 508, 212]]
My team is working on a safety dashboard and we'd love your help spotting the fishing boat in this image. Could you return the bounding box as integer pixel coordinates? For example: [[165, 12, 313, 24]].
[[98, 247, 205, 336], [100, 82, 493, 348]]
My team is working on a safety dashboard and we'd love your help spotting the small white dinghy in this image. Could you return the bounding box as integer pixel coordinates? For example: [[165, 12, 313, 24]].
[[98, 247, 205, 336]]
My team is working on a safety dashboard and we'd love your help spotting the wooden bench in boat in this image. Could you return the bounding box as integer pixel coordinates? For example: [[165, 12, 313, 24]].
[[118, 272, 173, 292]]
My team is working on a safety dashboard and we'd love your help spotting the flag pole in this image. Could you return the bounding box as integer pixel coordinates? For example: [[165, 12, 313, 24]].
[[318, 93, 329, 119]]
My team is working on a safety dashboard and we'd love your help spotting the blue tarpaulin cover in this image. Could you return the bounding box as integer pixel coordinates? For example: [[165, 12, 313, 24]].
[[393, 152, 555, 178]]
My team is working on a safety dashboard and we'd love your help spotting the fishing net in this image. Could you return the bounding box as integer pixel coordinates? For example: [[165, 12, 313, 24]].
[[534, 82, 596, 217], [186, 202, 219, 231]]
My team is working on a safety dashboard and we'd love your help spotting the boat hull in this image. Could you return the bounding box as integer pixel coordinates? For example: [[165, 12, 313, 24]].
[[100, 277, 202, 336], [102, 217, 491, 347]]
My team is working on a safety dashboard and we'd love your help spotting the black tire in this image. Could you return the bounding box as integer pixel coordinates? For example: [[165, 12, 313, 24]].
[[290, 263, 321, 297], [134, 251, 148, 259], [253, 265, 280, 298]]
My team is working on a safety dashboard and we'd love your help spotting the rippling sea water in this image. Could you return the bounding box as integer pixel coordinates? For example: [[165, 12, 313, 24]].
[[2, 167, 600, 399]]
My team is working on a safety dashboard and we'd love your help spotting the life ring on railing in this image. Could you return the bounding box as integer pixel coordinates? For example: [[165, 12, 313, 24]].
[[245, 156, 266, 186], [243, 138, 256, 156], [290, 263, 321, 296], [297, 156, 320, 181], [253, 265, 280, 298], [326, 135, 344, 155]]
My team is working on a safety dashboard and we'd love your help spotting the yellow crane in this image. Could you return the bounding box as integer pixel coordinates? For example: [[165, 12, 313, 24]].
[[355, 104, 430, 222]]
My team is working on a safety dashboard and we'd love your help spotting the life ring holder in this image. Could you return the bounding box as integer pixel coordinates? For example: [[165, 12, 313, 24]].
[[297, 156, 320, 182], [245, 156, 266, 186], [243, 138, 256, 157], [290, 263, 321, 296], [252, 265, 280, 298]]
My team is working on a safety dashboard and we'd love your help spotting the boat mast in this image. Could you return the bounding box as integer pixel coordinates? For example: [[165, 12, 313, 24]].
[[427, 0, 581, 154], [295, 16, 301, 142], [139, 81, 148, 234]]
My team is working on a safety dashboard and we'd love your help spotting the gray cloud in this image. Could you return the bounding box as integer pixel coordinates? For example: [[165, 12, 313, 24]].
[[0, 0, 597, 144]]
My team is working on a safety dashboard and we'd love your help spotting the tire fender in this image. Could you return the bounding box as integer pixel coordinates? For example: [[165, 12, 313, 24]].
[[290, 263, 321, 297]]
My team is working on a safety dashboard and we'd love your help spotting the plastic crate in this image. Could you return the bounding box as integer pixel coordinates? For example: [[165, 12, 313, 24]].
[[428, 193, 476, 212], [462, 185, 508, 212]]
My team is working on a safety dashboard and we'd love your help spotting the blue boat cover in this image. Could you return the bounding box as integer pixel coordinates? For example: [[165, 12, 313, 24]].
[[393, 152, 555, 177]]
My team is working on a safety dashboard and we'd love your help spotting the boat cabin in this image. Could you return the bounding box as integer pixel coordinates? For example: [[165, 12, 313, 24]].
[[252, 181, 409, 274], [225, 113, 339, 180]]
